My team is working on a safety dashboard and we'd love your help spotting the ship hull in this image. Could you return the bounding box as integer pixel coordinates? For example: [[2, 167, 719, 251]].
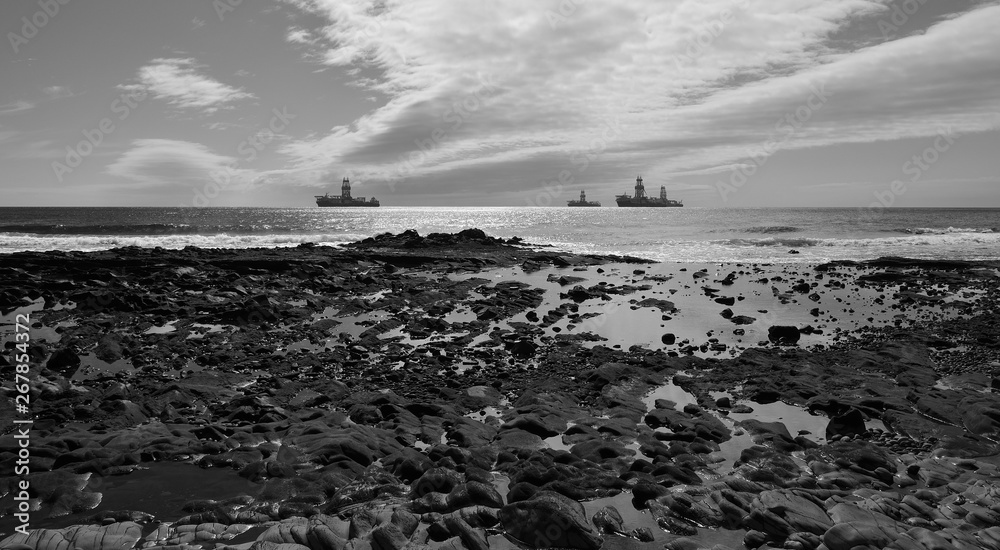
[[567, 202, 601, 207], [615, 199, 682, 207], [315, 201, 380, 207]]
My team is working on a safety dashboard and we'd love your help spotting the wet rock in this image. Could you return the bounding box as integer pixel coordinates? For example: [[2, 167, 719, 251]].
[[738, 420, 801, 453], [767, 326, 800, 345], [411, 467, 465, 499], [825, 408, 867, 440], [501, 413, 563, 438], [445, 481, 505, 510], [46, 347, 81, 377], [959, 397, 1000, 438], [443, 516, 489, 550], [371, 523, 408, 550], [0, 521, 143, 550], [499, 491, 603, 550], [569, 439, 629, 462], [753, 490, 832, 537], [635, 298, 676, 312], [822, 503, 904, 550], [509, 339, 537, 359], [592, 506, 624, 534], [632, 481, 669, 504]]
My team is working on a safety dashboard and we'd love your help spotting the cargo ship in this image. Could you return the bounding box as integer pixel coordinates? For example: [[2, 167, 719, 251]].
[[315, 177, 380, 207], [616, 176, 682, 207], [567, 190, 601, 207]]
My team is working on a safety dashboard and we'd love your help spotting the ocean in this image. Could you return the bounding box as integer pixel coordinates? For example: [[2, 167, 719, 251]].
[[1, 206, 998, 263]]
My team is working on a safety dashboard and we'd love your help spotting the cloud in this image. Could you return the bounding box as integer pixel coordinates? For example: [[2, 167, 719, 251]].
[[106, 139, 252, 187], [286, 27, 314, 44], [275, 0, 999, 191], [0, 129, 21, 145], [121, 58, 255, 114], [42, 86, 75, 100], [0, 100, 35, 115]]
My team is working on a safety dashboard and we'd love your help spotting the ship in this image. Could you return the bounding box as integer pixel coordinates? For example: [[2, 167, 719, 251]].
[[315, 177, 380, 207], [616, 175, 682, 207], [567, 190, 601, 207]]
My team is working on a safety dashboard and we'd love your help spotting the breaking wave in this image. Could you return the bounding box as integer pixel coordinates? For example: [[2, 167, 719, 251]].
[[743, 226, 802, 234], [0, 223, 301, 235], [0, 233, 365, 253], [722, 237, 820, 248], [884, 226, 1000, 235]]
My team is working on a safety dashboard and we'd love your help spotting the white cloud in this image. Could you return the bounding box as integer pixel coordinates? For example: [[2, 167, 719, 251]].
[[276, 0, 999, 189], [0, 129, 21, 144], [42, 86, 75, 100], [121, 58, 255, 114], [286, 27, 314, 44], [106, 139, 253, 187], [0, 100, 35, 115]]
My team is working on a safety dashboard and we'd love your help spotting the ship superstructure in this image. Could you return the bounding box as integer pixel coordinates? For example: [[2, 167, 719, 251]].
[[615, 176, 682, 207], [315, 177, 380, 207], [567, 190, 601, 207]]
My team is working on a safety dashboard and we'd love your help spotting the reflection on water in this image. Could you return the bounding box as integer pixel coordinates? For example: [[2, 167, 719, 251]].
[[642, 377, 699, 412], [725, 397, 830, 441]]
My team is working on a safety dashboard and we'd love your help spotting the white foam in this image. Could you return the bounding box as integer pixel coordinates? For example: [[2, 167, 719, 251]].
[[0, 233, 364, 253], [3, 227, 1000, 264]]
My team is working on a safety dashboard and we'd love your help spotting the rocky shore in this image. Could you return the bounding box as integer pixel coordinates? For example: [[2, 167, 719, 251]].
[[2, 228, 999, 550]]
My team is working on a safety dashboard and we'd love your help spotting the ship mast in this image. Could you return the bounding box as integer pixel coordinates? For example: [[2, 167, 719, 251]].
[[634, 175, 646, 199], [342, 177, 352, 200], [580, 190, 587, 202]]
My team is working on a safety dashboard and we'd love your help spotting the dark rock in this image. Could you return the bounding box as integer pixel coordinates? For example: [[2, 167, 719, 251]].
[[767, 326, 800, 345], [444, 516, 490, 550], [371, 523, 409, 550], [631, 481, 668, 504], [46, 347, 81, 377], [499, 491, 603, 550], [592, 506, 624, 534], [825, 408, 867, 440]]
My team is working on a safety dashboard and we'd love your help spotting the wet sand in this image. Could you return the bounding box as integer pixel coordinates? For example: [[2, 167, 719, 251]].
[[2, 229, 1000, 550]]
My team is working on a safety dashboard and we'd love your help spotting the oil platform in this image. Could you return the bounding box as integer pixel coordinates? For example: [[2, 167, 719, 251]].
[[567, 190, 601, 207], [615, 176, 682, 207], [315, 177, 380, 207]]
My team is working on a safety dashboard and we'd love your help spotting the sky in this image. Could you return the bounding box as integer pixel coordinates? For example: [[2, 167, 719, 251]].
[[1, 0, 999, 207]]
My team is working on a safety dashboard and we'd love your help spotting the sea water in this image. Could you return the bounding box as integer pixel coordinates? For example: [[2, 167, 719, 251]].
[[1, 206, 998, 263]]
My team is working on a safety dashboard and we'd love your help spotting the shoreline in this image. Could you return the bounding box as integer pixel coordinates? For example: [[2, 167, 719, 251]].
[[2, 229, 1000, 550]]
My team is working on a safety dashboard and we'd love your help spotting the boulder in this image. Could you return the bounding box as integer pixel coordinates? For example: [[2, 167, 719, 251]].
[[499, 491, 603, 550], [767, 326, 800, 345], [592, 506, 624, 535], [825, 408, 867, 440]]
